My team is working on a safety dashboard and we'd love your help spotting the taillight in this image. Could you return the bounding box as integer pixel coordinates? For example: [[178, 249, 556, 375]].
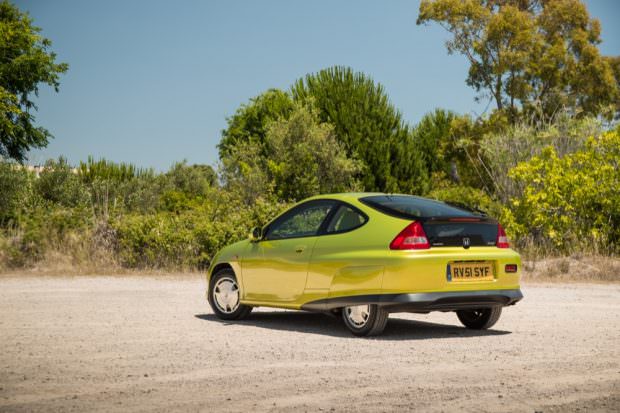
[[390, 221, 430, 250], [496, 224, 509, 248]]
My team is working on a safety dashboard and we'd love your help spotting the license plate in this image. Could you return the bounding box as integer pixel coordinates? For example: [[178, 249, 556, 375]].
[[447, 262, 494, 282]]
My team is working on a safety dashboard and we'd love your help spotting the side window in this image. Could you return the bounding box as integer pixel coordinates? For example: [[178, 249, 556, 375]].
[[326, 204, 367, 234], [266, 201, 334, 240]]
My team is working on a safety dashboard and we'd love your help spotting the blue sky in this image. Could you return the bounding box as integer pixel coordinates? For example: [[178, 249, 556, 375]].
[[17, 0, 620, 171]]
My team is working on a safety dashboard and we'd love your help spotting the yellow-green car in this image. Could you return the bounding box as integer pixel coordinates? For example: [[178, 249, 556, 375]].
[[207, 193, 522, 336]]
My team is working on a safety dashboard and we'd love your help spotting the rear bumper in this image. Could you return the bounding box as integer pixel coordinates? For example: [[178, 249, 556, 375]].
[[301, 289, 523, 313]]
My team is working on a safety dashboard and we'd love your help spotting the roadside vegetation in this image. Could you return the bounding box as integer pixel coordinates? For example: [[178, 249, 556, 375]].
[[1, 0, 619, 279]]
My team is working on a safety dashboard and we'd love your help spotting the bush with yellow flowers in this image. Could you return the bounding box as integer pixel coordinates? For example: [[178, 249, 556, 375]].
[[507, 130, 620, 254]]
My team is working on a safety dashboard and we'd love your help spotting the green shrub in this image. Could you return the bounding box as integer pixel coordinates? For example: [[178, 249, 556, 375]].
[[113, 212, 201, 268], [36, 157, 89, 208], [162, 161, 216, 197], [0, 161, 31, 224], [113, 190, 289, 270], [77, 157, 161, 216], [1, 109, 617, 271], [1, 205, 92, 268]]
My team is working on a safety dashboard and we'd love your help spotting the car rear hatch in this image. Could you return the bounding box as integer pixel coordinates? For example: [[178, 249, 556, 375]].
[[359, 195, 499, 249], [359, 195, 520, 290], [422, 217, 498, 248]]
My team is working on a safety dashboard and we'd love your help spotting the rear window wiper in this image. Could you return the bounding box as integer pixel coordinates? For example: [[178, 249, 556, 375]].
[[442, 201, 488, 217]]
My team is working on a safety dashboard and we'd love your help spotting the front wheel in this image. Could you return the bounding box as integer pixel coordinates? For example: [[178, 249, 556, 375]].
[[456, 307, 502, 330], [341, 304, 389, 336], [208, 269, 252, 320]]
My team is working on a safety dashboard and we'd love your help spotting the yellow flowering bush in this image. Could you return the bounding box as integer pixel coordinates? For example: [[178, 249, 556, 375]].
[[508, 130, 620, 253]]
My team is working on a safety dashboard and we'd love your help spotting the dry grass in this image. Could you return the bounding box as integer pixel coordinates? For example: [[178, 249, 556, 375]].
[[0, 262, 202, 278], [2, 240, 618, 282], [0, 245, 202, 277], [521, 255, 620, 283]]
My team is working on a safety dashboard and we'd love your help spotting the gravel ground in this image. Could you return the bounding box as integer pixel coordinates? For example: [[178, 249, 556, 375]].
[[0, 276, 618, 412]]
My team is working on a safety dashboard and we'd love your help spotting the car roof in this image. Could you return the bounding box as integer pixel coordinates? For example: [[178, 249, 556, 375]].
[[303, 192, 409, 203], [304, 192, 383, 201]]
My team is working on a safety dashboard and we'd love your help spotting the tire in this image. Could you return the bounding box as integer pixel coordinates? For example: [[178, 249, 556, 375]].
[[456, 307, 502, 330], [208, 268, 252, 320], [341, 304, 389, 336]]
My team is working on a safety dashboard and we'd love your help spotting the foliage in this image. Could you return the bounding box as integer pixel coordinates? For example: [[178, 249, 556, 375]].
[[476, 113, 603, 202], [605, 55, 620, 118], [0, 155, 291, 270], [35, 157, 89, 208], [427, 184, 503, 220], [292, 66, 428, 193], [76, 157, 165, 216], [113, 190, 287, 269], [420, 112, 502, 190], [76, 157, 218, 217], [218, 89, 294, 158], [220, 141, 274, 206], [0, 160, 29, 224], [1, 203, 93, 268], [1, 117, 619, 270], [506, 130, 620, 253], [2, 2, 620, 270], [263, 101, 362, 200], [414, 109, 457, 178], [78, 156, 153, 184], [113, 212, 204, 269], [417, 0, 619, 122], [220, 68, 429, 194], [162, 161, 216, 197], [221, 100, 362, 202], [0, 1, 68, 161]]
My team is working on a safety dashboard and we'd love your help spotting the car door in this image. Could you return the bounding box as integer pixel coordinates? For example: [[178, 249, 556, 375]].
[[306, 203, 382, 297], [241, 200, 337, 304]]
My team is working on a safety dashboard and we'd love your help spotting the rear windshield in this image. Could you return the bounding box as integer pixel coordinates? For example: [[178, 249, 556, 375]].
[[359, 195, 481, 219], [424, 221, 498, 247]]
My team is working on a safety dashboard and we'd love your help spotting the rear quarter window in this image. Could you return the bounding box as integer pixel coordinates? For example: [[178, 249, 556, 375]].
[[326, 204, 367, 234]]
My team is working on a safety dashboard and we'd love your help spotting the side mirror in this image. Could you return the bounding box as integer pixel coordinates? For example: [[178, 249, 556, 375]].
[[249, 226, 263, 242]]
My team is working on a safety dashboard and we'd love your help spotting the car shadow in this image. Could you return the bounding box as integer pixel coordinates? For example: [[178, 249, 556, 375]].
[[194, 311, 511, 340]]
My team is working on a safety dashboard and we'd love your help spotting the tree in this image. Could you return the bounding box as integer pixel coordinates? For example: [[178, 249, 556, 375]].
[[218, 89, 294, 159], [291, 66, 428, 193], [221, 101, 361, 203], [0, 1, 68, 161], [417, 0, 619, 121], [605, 56, 620, 119], [413, 109, 457, 178]]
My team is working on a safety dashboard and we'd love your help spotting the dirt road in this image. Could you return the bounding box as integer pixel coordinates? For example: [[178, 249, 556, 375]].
[[0, 276, 618, 412]]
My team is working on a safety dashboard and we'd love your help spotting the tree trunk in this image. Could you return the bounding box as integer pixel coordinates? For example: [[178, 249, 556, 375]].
[[495, 77, 503, 111], [449, 161, 460, 184]]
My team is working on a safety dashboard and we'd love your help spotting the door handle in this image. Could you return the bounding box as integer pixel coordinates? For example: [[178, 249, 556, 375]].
[[295, 245, 306, 253]]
